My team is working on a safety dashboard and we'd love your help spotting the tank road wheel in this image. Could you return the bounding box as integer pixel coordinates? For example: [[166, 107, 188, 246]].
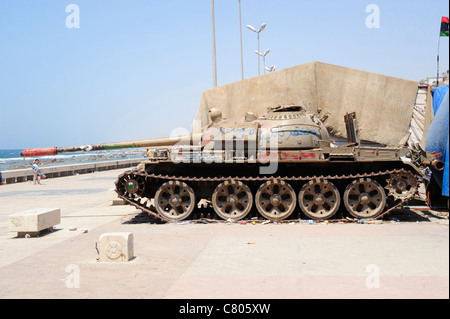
[[212, 181, 253, 221], [298, 179, 340, 220], [386, 171, 418, 201], [255, 180, 296, 220], [154, 181, 196, 222], [117, 174, 146, 198], [343, 178, 387, 219]]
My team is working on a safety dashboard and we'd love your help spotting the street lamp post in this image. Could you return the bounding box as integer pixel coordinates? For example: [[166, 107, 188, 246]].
[[255, 49, 270, 73], [246, 23, 266, 76], [211, 0, 217, 87], [239, 0, 244, 80]]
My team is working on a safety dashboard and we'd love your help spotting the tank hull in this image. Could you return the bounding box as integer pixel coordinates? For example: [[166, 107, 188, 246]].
[[116, 145, 428, 222]]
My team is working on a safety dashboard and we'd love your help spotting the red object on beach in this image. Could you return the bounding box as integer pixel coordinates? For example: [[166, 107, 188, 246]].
[[20, 147, 57, 158]]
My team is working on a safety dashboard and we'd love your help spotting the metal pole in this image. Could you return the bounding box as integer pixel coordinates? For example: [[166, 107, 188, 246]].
[[437, 35, 440, 87], [257, 32, 260, 76], [263, 55, 266, 74], [239, 0, 244, 80], [211, 0, 217, 87]]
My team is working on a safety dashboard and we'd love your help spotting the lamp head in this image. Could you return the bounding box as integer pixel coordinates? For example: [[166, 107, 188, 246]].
[[246, 25, 256, 32], [259, 23, 266, 32]]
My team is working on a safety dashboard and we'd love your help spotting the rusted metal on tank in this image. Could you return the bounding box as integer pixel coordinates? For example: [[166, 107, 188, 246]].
[[344, 112, 360, 145]]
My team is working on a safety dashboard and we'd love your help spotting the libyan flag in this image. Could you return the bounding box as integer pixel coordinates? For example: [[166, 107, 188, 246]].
[[441, 16, 449, 37]]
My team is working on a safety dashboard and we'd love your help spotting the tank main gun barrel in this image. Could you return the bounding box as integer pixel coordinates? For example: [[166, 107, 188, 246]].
[[20, 135, 192, 158]]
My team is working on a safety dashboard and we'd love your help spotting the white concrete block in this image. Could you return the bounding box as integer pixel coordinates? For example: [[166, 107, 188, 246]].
[[109, 189, 125, 205], [98, 232, 134, 262], [9, 208, 61, 234]]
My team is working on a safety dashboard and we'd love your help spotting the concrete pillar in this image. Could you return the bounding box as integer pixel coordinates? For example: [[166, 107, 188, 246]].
[[98, 232, 134, 262]]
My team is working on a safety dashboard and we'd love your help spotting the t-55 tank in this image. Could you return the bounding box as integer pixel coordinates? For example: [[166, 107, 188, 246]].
[[21, 105, 443, 222]]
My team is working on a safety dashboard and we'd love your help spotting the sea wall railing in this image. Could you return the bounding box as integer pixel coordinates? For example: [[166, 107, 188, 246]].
[[1, 159, 142, 184]]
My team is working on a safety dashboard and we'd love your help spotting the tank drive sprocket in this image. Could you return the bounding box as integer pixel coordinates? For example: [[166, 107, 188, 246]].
[[386, 171, 418, 201]]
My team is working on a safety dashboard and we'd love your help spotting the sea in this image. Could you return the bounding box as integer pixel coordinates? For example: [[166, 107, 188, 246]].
[[0, 148, 148, 172]]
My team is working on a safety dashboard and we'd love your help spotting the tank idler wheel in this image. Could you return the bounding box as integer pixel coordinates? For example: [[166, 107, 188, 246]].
[[118, 174, 146, 198], [343, 178, 387, 219], [154, 181, 196, 222], [212, 180, 253, 221], [298, 179, 340, 220], [255, 180, 296, 220]]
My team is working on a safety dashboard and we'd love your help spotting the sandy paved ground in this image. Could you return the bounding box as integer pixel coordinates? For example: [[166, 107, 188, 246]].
[[0, 168, 448, 300]]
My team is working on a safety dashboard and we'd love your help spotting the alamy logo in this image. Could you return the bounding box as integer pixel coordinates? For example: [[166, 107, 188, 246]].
[[64, 264, 80, 288], [66, 4, 80, 29], [365, 264, 380, 288], [365, 4, 380, 29]]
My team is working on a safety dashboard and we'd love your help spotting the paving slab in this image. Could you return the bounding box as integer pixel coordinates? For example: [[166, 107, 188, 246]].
[[0, 168, 448, 300]]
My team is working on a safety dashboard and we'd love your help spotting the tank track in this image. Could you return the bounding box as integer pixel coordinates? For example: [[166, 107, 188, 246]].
[[115, 168, 414, 223]]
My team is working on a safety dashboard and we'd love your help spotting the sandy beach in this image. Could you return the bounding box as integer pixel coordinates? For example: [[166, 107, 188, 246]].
[[0, 168, 448, 300]]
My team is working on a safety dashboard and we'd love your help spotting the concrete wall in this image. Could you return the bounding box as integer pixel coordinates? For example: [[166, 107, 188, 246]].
[[422, 86, 434, 148], [194, 61, 420, 147], [1, 159, 141, 184]]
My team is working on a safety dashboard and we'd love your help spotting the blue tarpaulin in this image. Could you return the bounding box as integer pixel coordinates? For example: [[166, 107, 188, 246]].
[[432, 85, 449, 115], [425, 85, 449, 197]]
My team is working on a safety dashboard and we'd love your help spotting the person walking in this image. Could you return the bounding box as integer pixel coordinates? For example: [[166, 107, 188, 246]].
[[32, 159, 45, 185]]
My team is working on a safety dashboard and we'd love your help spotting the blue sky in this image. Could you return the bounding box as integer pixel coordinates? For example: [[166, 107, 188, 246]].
[[0, 0, 448, 149]]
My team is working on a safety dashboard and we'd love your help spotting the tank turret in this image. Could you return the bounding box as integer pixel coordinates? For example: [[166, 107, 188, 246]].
[[20, 106, 442, 222], [21, 105, 329, 157]]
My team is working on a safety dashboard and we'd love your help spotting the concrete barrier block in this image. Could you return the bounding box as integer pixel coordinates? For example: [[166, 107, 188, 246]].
[[112, 199, 125, 205], [98, 232, 134, 262], [109, 189, 125, 205], [9, 208, 61, 235]]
